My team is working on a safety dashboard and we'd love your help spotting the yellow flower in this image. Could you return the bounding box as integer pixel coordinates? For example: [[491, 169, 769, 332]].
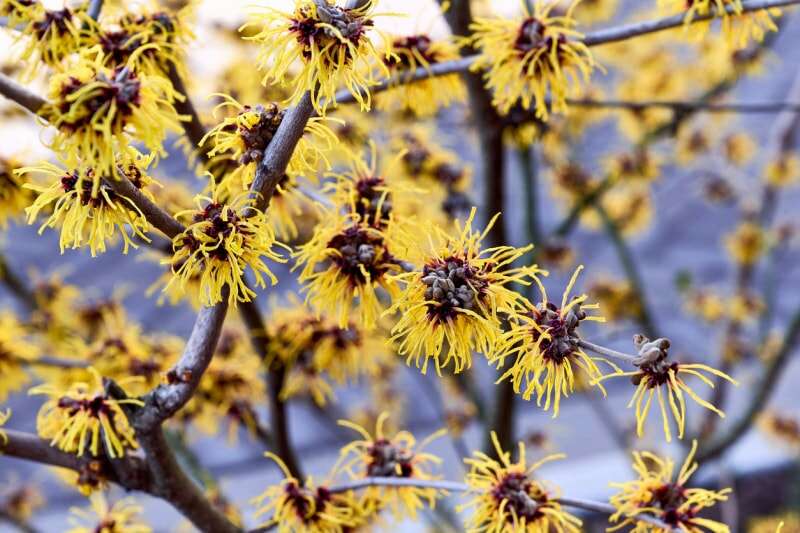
[[725, 221, 767, 266], [609, 441, 731, 533], [0, 481, 44, 521], [491, 266, 612, 417], [683, 289, 726, 324], [758, 410, 800, 450], [377, 34, 466, 117], [21, 151, 157, 257], [12, 3, 87, 74], [764, 153, 800, 187], [0, 155, 35, 229], [30, 368, 143, 458], [722, 132, 756, 166], [200, 94, 337, 199], [596, 335, 737, 442], [675, 124, 713, 165], [660, 0, 780, 51], [0, 312, 39, 402], [264, 299, 392, 406], [0, 0, 41, 28], [389, 208, 538, 375], [469, 0, 598, 118], [67, 493, 151, 533], [241, 0, 392, 114], [459, 431, 581, 533], [251, 453, 366, 532], [588, 276, 642, 323], [165, 191, 288, 307], [42, 56, 185, 193], [88, 4, 196, 78], [336, 413, 446, 520], [294, 213, 410, 330], [179, 330, 266, 442]]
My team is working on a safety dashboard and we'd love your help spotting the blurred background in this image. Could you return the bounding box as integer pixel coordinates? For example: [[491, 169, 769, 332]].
[[1, 0, 800, 531]]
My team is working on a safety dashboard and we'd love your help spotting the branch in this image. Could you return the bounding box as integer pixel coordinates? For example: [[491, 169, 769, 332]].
[[0, 253, 35, 312], [697, 304, 800, 462], [578, 339, 639, 365], [250, 93, 315, 212], [105, 174, 185, 240], [136, 298, 229, 430], [136, 427, 240, 533], [333, 0, 800, 106], [239, 300, 304, 480], [0, 74, 45, 114], [167, 61, 210, 154], [322, 478, 678, 531], [87, 0, 103, 21]]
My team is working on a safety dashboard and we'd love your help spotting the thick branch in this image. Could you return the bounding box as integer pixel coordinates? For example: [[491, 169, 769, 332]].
[[87, 0, 103, 20], [137, 299, 229, 430], [137, 427, 240, 533]]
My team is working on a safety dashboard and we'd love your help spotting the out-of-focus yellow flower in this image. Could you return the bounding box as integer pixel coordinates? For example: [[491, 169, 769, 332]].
[[596, 335, 737, 442], [684, 289, 727, 324], [165, 190, 288, 307], [0, 482, 44, 522], [725, 221, 767, 266], [492, 266, 612, 416], [242, 0, 392, 114], [604, 149, 661, 184], [759, 411, 800, 451], [67, 493, 151, 533], [12, 3, 87, 75], [749, 512, 800, 533], [764, 153, 800, 188], [675, 124, 714, 165], [659, 0, 780, 51], [0, 312, 38, 402], [722, 132, 756, 166], [42, 56, 185, 192], [180, 330, 266, 442], [389, 208, 540, 375], [574, 0, 619, 25], [0, 155, 34, 229], [21, 150, 157, 257], [588, 276, 642, 323], [88, 4, 196, 78], [252, 453, 367, 532], [469, 0, 597, 119], [30, 368, 142, 458], [264, 300, 392, 406], [377, 34, 466, 117], [459, 431, 581, 533], [336, 413, 445, 520], [609, 441, 731, 532], [0, 408, 9, 444]]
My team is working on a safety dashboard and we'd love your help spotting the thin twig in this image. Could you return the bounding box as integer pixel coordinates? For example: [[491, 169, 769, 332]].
[[104, 174, 185, 239], [167, 61, 210, 154], [594, 204, 659, 339], [86, 0, 104, 21], [0, 74, 45, 114], [0, 253, 35, 311], [578, 339, 639, 365], [334, 0, 800, 107], [24, 355, 89, 369]]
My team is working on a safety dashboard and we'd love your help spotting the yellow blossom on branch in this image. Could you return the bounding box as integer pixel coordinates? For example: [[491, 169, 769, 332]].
[[388, 208, 539, 375], [0, 312, 39, 402], [491, 266, 614, 417], [595, 335, 737, 442], [335, 413, 446, 520], [251, 453, 366, 532], [30, 368, 142, 458], [42, 56, 186, 193], [459, 431, 581, 533], [469, 0, 598, 119], [165, 191, 288, 307], [609, 441, 731, 533], [21, 150, 157, 257], [241, 0, 393, 114]]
